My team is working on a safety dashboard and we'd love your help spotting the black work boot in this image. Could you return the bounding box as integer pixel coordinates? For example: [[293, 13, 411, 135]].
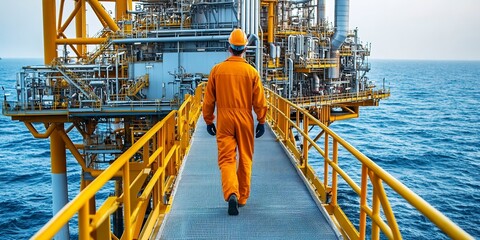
[[228, 194, 239, 215]]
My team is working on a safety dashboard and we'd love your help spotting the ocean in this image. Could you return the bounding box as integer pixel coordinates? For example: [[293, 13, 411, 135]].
[[0, 58, 479, 239]]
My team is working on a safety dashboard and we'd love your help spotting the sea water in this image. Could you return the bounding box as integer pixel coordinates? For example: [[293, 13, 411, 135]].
[[0, 59, 479, 239]]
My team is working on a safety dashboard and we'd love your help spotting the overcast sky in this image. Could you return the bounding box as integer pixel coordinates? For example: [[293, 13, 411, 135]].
[[0, 0, 479, 60]]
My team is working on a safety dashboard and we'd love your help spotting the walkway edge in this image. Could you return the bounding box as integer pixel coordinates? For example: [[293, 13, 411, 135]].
[[266, 125, 344, 239]]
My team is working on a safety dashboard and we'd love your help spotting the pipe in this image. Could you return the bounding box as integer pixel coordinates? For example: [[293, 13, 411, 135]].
[[329, 51, 340, 79], [288, 58, 294, 99], [247, 34, 261, 70], [313, 73, 320, 93], [241, 0, 246, 30], [254, 0, 259, 35], [245, 0, 251, 34], [331, 0, 349, 51], [150, 28, 232, 34], [112, 35, 229, 44], [317, 0, 325, 25], [267, 1, 275, 43], [270, 43, 277, 60]]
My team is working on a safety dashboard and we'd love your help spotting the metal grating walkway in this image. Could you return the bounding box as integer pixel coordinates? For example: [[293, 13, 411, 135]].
[[157, 117, 341, 239]]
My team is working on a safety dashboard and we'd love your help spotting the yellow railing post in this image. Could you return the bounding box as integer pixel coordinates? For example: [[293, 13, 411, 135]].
[[331, 139, 338, 207], [123, 161, 132, 239], [79, 201, 90, 239], [359, 164, 368, 239], [302, 114, 308, 169], [323, 132, 329, 188], [371, 172, 381, 239]]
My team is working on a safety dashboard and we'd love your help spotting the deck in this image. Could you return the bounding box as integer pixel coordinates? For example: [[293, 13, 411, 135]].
[[156, 117, 341, 239]]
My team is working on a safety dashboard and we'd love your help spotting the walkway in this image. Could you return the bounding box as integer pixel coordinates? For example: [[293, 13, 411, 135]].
[[157, 117, 341, 239]]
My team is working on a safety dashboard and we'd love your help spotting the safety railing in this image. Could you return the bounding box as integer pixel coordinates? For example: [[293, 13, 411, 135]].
[[265, 88, 472, 239], [31, 83, 205, 239], [290, 89, 390, 107]]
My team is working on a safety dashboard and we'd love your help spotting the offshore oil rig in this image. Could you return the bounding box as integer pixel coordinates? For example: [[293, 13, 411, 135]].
[[2, 0, 471, 239]]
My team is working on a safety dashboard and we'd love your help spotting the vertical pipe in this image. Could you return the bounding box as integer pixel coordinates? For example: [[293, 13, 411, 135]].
[[116, 0, 127, 21], [267, 2, 275, 43], [287, 58, 293, 99], [51, 124, 69, 239], [241, 0, 246, 30], [250, 0, 256, 34], [331, 0, 349, 51], [245, 0, 251, 34], [253, 0, 260, 35], [317, 0, 325, 25], [323, 132, 329, 188], [43, 0, 57, 64], [76, 0, 87, 57]]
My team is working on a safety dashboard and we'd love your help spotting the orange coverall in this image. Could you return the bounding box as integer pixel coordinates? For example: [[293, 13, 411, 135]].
[[203, 56, 267, 205]]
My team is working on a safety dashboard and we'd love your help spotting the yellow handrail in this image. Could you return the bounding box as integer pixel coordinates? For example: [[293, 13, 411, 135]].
[[265, 88, 473, 239], [290, 89, 390, 107], [31, 83, 205, 240]]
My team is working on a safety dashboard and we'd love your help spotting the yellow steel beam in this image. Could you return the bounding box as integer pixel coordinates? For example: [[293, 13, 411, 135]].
[[56, 37, 107, 44], [43, 0, 57, 63], [24, 122, 56, 138], [116, 0, 130, 21], [87, 0, 120, 32], [57, 0, 65, 30], [57, 0, 82, 37], [76, 0, 87, 56], [90, 0, 108, 28]]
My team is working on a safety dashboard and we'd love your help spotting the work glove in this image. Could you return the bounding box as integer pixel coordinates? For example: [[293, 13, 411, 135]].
[[207, 124, 216, 136], [255, 123, 265, 138]]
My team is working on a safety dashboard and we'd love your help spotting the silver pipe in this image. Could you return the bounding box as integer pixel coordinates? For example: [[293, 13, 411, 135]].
[[329, 51, 340, 79], [317, 0, 325, 25], [270, 43, 277, 59], [253, 0, 260, 34], [331, 0, 349, 51], [313, 73, 320, 93], [288, 58, 294, 99], [251, 0, 256, 34], [241, 0, 246, 30], [150, 28, 232, 34], [248, 34, 261, 71], [112, 35, 229, 44], [246, 0, 251, 34]]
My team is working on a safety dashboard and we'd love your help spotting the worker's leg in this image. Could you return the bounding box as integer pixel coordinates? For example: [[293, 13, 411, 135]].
[[235, 113, 254, 205], [217, 114, 239, 201]]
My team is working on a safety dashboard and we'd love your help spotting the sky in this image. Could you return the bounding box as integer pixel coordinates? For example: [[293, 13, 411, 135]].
[[0, 0, 479, 60]]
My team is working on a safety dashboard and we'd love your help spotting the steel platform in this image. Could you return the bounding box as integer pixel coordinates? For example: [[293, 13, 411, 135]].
[[157, 116, 341, 239]]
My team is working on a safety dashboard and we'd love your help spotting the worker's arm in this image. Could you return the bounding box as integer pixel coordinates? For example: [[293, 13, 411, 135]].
[[252, 73, 267, 124], [203, 68, 217, 125]]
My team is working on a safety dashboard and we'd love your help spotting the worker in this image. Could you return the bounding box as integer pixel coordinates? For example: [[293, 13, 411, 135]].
[[203, 28, 267, 216]]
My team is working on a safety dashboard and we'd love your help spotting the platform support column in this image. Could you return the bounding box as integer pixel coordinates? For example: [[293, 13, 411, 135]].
[[51, 124, 70, 240], [43, 0, 57, 64]]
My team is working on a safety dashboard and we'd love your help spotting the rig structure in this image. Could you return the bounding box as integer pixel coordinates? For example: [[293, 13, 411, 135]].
[[2, 0, 391, 238]]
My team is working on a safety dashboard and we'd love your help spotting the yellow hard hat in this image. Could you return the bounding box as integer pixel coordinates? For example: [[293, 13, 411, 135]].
[[228, 28, 248, 50]]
